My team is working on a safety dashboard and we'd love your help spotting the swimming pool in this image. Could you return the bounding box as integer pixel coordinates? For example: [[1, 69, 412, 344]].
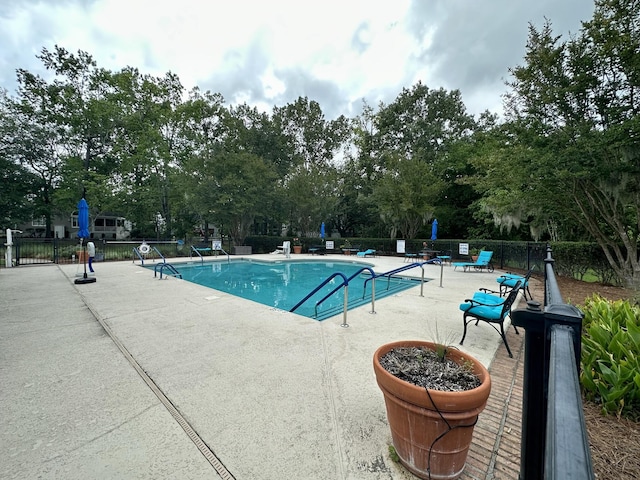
[[155, 259, 420, 320]]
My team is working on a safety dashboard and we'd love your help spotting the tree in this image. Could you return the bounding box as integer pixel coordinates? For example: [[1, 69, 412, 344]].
[[205, 151, 278, 246], [477, 0, 640, 287], [0, 91, 38, 227], [109, 68, 186, 238], [273, 97, 350, 235], [372, 154, 444, 238], [364, 83, 476, 238]]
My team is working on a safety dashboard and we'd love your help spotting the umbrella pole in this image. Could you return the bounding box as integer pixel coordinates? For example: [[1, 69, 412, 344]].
[[75, 238, 96, 284], [83, 239, 88, 279]]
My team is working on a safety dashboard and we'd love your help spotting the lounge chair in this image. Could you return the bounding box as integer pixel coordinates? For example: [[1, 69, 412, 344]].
[[497, 267, 534, 300], [459, 280, 521, 357], [452, 250, 494, 272], [356, 248, 376, 257]]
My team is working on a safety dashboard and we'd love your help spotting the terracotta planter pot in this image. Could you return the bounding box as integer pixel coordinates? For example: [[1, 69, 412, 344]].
[[292, 245, 302, 254], [373, 340, 491, 480]]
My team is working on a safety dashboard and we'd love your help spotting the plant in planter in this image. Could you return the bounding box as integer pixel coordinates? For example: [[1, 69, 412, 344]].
[[292, 237, 302, 254], [340, 239, 353, 254], [373, 340, 491, 480], [469, 247, 485, 262]]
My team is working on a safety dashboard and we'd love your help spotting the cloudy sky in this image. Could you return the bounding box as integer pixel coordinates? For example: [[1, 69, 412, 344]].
[[0, 0, 595, 120]]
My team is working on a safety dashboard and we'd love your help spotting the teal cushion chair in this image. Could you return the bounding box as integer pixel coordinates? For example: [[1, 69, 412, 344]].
[[459, 280, 522, 358], [497, 267, 534, 300], [452, 250, 494, 272]]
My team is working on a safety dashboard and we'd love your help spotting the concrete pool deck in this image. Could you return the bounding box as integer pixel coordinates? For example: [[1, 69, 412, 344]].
[[1, 254, 526, 479]]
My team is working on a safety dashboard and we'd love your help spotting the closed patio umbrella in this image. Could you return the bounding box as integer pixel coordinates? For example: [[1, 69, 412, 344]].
[[75, 196, 96, 284], [320, 222, 325, 240], [431, 219, 438, 241]]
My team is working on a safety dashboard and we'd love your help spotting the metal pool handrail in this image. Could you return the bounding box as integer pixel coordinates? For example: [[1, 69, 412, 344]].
[[190, 245, 231, 264], [291, 259, 444, 326], [289, 272, 350, 326], [313, 267, 377, 318], [363, 257, 443, 295], [151, 245, 165, 262], [154, 262, 182, 279], [191, 245, 204, 264], [132, 247, 144, 264]]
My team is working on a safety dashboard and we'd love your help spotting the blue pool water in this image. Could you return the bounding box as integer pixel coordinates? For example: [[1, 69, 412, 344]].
[[155, 259, 420, 320]]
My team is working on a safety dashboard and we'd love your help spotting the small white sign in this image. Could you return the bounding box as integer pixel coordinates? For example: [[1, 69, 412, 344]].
[[325, 240, 334, 250], [459, 243, 469, 255], [212, 240, 222, 250], [397, 240, 406, 254]]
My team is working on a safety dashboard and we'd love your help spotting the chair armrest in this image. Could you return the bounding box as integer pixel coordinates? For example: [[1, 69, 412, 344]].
[[464, 298, 505, 308], [479, 287, 501, 295]]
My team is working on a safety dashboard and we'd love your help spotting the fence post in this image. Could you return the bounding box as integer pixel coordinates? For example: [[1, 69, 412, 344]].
[[511, 300, 547, 479]]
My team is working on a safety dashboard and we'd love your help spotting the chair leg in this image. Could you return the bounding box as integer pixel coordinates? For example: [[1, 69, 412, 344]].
[[524, 285, 532, 300], [460, 315, 470, 346], [500, 322, 513, 358]]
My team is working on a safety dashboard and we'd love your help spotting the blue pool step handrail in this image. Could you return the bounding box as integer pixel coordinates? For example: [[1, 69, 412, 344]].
[[154, 262, 182, 279], [190, 245, 231, 264], [132, 244, 166, 266], [133, 247, 144, 264], [364, 257, 443, 294], [289, 272, 350, 326], [291, 258, 444, 326], [152, 245, 165, 262], [313, 267, 377, 318]]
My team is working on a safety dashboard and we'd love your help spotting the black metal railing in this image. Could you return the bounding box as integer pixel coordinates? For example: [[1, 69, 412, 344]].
[[511, 245, 594, 479]]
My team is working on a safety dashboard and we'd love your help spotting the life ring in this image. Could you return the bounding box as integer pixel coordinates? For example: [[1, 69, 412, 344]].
[[139, 243, 150, 254]]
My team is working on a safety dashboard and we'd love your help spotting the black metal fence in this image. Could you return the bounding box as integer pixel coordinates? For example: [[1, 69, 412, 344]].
[[0, 237, 619, 286], [1, 238, 193, 266], [511, 245, 594, 479]]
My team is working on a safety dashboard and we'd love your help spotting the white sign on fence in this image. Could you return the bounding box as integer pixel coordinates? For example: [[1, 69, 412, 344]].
[[459, 243, 469, 255]]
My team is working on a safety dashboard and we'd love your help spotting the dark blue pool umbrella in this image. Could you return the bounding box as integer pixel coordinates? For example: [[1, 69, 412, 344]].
[[75, 195, 96, 284], [431, 219, 438, 241], [320, 222, 325, 241]]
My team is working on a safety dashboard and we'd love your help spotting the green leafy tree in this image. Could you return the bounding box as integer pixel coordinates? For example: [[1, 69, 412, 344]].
[[109, 68, 186, 238], [475, 0, 640, 287], [372, 154, 444, 238], [355, 83, 475, 238], [207, 151, 278, 246], [273, 97, 349, 235], [0, 90, 39, 226]]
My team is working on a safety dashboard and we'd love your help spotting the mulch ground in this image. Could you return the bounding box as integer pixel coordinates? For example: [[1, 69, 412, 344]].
[[529, 273, 640, 480]]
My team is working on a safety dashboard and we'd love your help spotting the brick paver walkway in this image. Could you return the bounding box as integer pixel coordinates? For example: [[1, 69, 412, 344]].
[[462, 327, 524, 480]]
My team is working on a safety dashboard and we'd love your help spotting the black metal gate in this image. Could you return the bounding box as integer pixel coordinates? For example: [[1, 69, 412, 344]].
[[13, 238, 81, 265]]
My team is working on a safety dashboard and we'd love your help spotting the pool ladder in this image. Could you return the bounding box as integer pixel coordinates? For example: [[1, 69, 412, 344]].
[[154, 262, 182, 279]]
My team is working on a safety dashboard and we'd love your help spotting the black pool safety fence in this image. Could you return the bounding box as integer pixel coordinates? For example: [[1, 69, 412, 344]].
[[0, 237, 621, 287], [2, 238, 192, 266], [511, 245, 594, 479]]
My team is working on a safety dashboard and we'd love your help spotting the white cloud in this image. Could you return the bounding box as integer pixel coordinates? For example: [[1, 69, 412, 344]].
[[0, 0, 595, 119]]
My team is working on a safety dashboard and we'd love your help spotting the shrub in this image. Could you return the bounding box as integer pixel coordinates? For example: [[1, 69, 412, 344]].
[[580, 294, 640, 419]]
